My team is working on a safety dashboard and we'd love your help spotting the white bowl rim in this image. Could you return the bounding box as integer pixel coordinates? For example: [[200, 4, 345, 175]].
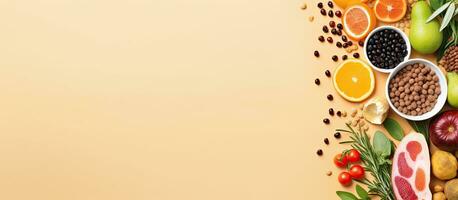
[[364, 26, 411, 74], [385, 58, 447, 121]]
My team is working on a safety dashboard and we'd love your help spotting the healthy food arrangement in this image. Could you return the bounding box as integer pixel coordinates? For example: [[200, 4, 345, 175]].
[[304, 0, 458, 199]]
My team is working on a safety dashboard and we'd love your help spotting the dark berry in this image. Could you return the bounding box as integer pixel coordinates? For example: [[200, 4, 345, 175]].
[[337, 29, 342, 36], [336, 111, 342, 117], [317, 149, 323, 156], [335, 10, 342, 18], [323, 118, 330, 124], [337, 23, 343, 29], [331, 28, 337, 35], [358, 40, 364, 47], [332, 55, 338, 61], [325, 70, 331, 77], [334, 132, 341, 139], [318, 2, 323, 8], [324, 138, 330, 145], [342, 55, 348, 60], [315, 78, 320, 85], [329, 21, 336, 28], [314, 51, 320, 57], [320, 9, 326, 15], [327, 94, 333, 101], [347, 41, 353, 46], [327, 1, 333, 8], [318, 36, 325, 42], [341, 35, 348, 42], [353, 53, 360, 58], [327, 37, 333, 43], [328, 10, 334, 17], [343, 43, 348, 48], [329, 108, 334, 116], [323, 26, 329, 33], [336, 42, 342, 48]]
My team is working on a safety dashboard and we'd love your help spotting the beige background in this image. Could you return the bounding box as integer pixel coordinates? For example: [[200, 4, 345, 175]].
[[0, 0, 421, 199]]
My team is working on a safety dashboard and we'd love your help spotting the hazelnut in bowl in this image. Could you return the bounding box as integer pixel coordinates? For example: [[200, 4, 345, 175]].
[[386, 58, 447, 121], [364, 26, 411, 74]]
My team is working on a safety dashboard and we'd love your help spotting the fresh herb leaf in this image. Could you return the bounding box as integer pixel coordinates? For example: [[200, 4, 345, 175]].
[[431, 0, 446, 10], [408, 119, 430, 141], [428, 1, 452, 23], [355, 185, 369, 200], [336, 191, 358, 200], [373, 131, 391, 157], [383, 118, 404, 141], [441, 3, 456, 31]]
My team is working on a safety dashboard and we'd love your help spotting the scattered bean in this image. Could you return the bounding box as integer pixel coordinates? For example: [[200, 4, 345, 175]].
[[334, 132, 341, 138], [317, 149, 323, 156]]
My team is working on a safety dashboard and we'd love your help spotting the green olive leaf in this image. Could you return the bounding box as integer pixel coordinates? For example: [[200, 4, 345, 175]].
[[336, 191, 359, 200], [355, 185, 369, 200], [383, 118, 404, 141], [441, 3, 456, 31], [427, 1, 452, 23], [373, 131, 392, 157]]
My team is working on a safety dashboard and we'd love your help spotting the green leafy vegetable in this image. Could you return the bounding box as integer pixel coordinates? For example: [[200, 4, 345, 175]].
[[337, 124, 395, 200], [373, 131, 392, 158], [408, 119, 430, 141], [336, 191, 358, 200], [383, 118, 404, 141], [356, 185, 370, 200]]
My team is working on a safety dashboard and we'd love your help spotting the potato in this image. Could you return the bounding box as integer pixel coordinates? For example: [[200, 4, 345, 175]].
[[445, 179, 458, 200], [432, 150, 458, 180]]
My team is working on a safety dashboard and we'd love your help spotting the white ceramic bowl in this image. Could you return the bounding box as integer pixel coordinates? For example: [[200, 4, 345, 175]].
[[364, 26, 411, 74], [385, 58, 447, 121]]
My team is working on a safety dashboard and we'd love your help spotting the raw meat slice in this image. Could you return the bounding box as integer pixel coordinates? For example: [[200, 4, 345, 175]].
[[392, 132, 432, 200], [398, 152, 413, 178], [394, 176, 418, 200], [407, 141, 422, 161]]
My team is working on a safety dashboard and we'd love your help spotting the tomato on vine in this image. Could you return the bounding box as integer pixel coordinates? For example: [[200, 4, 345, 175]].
[[333, 153, 348, 168], [338, 172, 352, 186], [346, 149, 361, 163], [349, 164, 365, 179]]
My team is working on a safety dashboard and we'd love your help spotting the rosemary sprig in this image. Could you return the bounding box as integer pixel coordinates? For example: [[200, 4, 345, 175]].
[[337, 124, 395, 200]]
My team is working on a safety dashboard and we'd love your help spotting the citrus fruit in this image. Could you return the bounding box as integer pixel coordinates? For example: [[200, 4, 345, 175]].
[[374, 0, 407, 22], [342, 3, 376, 40], [334, 0, 369, 9], [333, 59, 375, 102]]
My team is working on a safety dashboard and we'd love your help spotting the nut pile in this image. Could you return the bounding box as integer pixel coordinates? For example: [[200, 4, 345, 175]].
[[388, 63, 441, 116], [347, 107, 370, 132]]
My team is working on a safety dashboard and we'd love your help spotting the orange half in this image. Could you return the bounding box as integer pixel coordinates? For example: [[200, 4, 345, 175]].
[[342, 3, 376, 40], [333, 59, 375, 102], [374, 0, 407, 22]]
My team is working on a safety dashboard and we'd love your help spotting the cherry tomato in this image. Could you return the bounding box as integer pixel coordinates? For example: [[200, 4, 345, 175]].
[[338, 172, 352, 186], [346, 149, 361, 163], [333, 153, 348, 168], [349, 164, 365, 179]]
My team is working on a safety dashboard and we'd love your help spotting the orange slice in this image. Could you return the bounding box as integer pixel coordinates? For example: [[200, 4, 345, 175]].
[[342, 3, 376, 40], [374, 0, 407, 22], [334, 0, 369, 9], [333, 59, 375, 102]]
